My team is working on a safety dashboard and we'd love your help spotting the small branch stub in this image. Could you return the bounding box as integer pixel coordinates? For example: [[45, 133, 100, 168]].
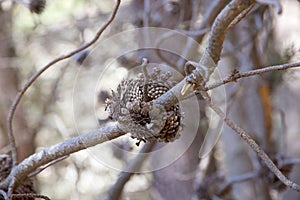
[[105, 67, 182, 145]]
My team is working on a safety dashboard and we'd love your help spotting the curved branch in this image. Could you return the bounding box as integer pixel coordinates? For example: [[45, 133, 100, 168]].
[[0, 189, 8, 200], [205, 62, 300, 91], [6, 0, 121, 167], [0, 124, 125, 193], [200, 90, 300, 192], [154, 0, 256, 109], [200, 0, 255, 68]]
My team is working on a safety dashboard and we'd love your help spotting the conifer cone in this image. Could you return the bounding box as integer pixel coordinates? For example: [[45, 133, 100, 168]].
[[105, 68, 181, 145]]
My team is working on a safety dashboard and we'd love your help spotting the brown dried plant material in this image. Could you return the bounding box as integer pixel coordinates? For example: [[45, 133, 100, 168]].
[[0, 154, 35, 200], [105, 68, 182, 145]]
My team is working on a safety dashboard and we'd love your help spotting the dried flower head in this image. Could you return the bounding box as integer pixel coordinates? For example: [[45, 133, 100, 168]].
[[105, 68, 181, 145]]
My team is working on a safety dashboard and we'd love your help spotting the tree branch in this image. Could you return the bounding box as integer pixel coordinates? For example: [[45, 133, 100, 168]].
[[6, 0, 121, 167], [200, 0, 255, 68], [154, 0, 256, 109], [0, 189, 8, 200], [155, 0, 300, 193], [199, 90, 300, 192], [0, 124, 125, 194], [205, 62, 300, 91]]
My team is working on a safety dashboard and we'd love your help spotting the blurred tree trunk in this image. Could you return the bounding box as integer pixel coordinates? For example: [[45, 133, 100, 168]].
[[0, 6, 35, 161]]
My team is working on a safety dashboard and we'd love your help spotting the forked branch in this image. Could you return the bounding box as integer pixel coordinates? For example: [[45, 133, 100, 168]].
[[206, 62, 300, 91], [199, 90, 300, 191]]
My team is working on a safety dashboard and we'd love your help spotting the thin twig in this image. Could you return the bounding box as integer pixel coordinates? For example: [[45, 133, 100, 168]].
[[218, 171, 258, 194], [0, 124, 125, 195], [152, 1, 300, 192], [105, 142, 156, 200], [6, 0, 121, 167], [199, 90, 300, 192], [141, 58, 149, 82], [200, 0, 255, 71], [205, 62, 300, 91], [228, 4, 255, 29], [154, 0, 256, 110], [28, 155, 69, 177]]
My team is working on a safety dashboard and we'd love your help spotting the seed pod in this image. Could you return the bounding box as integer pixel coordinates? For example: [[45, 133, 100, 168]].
[[105, 68, 181, 144]]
